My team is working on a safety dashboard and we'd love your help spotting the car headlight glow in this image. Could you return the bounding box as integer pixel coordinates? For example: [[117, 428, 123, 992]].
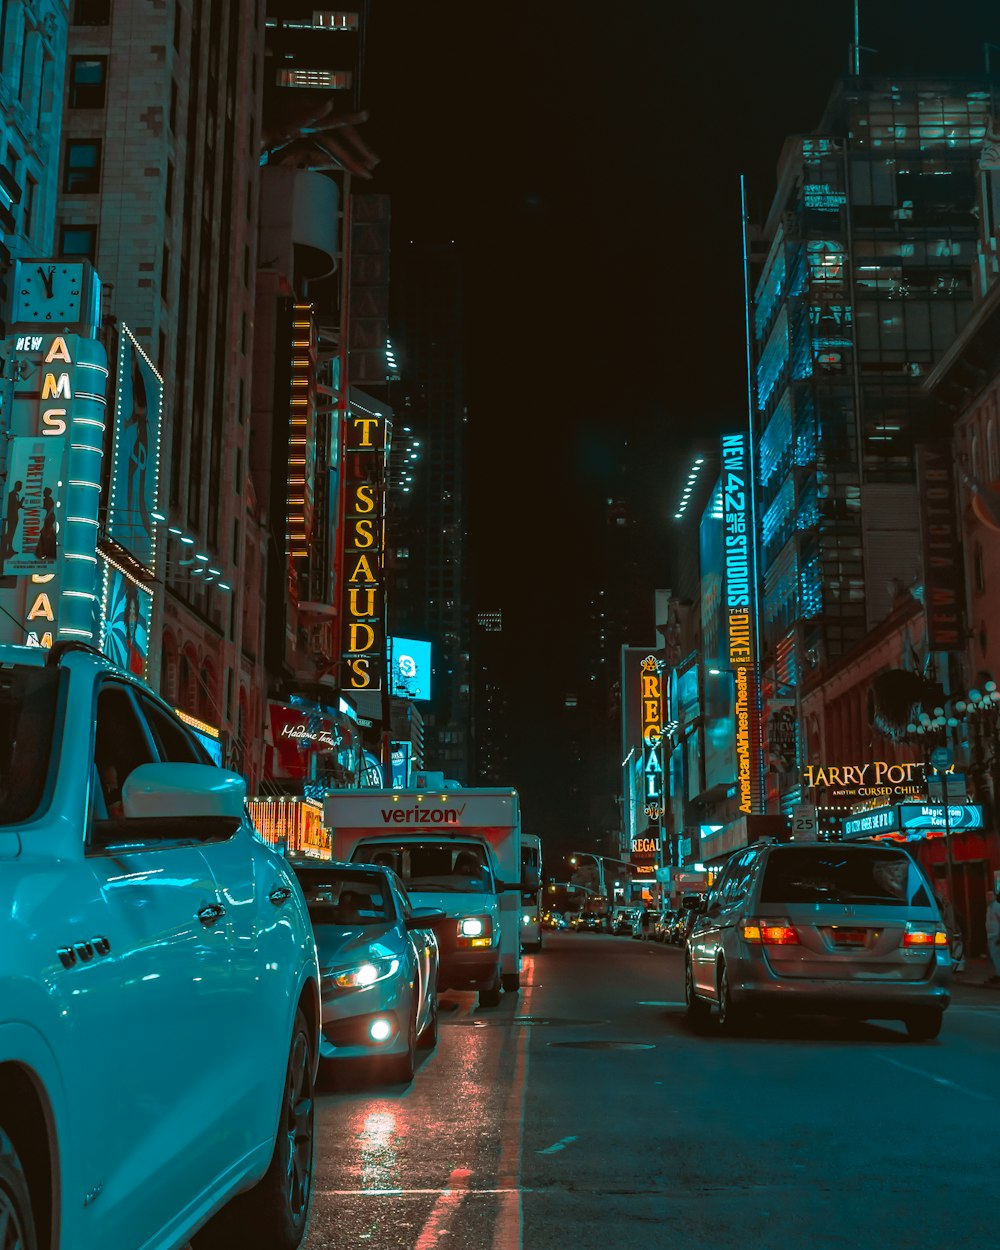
[[457, 915, 493, 946], [333, 957, 400, 989]]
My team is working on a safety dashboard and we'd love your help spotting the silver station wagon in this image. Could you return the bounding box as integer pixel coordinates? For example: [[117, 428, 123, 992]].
[[685, 840, 953, 1039]]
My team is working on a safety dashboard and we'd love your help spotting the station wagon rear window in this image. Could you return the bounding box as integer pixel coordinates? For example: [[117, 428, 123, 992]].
[[759, 846, 932, 908], [0, 663, 61, 825]]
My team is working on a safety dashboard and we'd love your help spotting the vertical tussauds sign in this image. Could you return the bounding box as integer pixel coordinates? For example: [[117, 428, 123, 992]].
[[339, 400, 387, 691], [721, 432, 762, 815]]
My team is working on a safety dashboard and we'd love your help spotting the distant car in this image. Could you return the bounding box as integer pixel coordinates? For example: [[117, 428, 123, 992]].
[[291, 861, 445, 1083], [0, 642, 320, 1250], [568, 913, 585, 930], [580, 913, 604, 932], [631, 907, 653, 939], [685, 840, 954, 1038], [668, 910, 690, 945], [611, 906, 634, 935], [653, 909, 677, 942]]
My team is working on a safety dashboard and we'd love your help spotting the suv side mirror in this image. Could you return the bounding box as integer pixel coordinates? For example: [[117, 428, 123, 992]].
[[93, 763, 246, 848]]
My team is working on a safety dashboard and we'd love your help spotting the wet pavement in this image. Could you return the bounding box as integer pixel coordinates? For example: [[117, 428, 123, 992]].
[[307, 932, 1000, 1250]]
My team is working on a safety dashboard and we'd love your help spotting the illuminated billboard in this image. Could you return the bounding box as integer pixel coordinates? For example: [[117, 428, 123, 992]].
[[721, 433, 762, 815], [390, 636, 432, 701]]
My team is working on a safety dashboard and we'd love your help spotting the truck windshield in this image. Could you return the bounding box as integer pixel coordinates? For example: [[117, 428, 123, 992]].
[[356, 841, 494, 892], [0, 662, 60, 825]]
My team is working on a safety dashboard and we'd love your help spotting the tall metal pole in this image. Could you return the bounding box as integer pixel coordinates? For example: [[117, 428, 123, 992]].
[[941, 767, 958, 933]]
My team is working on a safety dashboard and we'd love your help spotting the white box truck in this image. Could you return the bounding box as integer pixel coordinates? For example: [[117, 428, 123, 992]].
[[325, 787, 531, 1007]]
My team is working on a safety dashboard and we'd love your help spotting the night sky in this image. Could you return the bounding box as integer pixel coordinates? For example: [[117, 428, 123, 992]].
[[365, 0, 999, 843]]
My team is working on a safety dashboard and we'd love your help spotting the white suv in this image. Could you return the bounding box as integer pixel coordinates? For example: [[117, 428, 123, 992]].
[[0, 642, 320, 1250]]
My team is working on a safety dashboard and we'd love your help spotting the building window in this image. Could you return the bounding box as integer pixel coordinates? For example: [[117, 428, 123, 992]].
[[69, 56, 107, 108], [72, 0, 111, 25], [312, 11, 360, 29], [169, 78, 178, 132], [276, 68, 351, 90], [22, 176, 37, 240], [59, 224, 97, 262], [63, 140, 101, 194], [165, 160, 174, 216]]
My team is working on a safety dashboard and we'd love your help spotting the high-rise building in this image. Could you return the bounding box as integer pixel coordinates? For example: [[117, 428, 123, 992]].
[[472, 608, 510, 784], [0, 1, 69, 311], [752, 75, 991, 811], [52, 0, 266, 779], [391, 240, 470, 781]]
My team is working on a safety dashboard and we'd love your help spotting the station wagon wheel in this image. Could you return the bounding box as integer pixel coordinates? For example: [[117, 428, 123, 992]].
[[716, 962, 745, 1034], [904, 1008, 944, 1042], [0, 1128, 38, 1250]]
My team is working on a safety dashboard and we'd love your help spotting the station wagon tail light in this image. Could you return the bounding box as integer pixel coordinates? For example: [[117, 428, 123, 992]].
[[742, 918, 799, 945], [902, 924, 948, 949]]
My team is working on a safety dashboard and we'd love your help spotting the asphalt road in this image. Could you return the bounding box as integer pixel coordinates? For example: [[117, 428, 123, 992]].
[[306, 932, 1000, 1250]]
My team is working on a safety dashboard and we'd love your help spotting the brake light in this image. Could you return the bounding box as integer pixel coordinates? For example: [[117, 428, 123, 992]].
[[742, 918, 799, 945], [903, 924, 947, 949]]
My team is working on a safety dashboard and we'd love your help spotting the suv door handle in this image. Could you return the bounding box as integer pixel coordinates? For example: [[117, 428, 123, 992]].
[[269, 886, 292, 906], [197, 903, 226, 927]]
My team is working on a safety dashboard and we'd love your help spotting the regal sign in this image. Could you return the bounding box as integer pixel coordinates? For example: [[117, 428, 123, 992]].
[[722, 432, 761, 814], [339, 397, 388, 690], [640, 654, 664, 818]]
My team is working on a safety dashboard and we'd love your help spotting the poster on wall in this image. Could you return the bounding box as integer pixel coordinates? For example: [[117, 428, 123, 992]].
[[102, 564, 152, 677], [390, 637, 432, 701], [108, 326, 163, 570], [2, 437, 63, 575]]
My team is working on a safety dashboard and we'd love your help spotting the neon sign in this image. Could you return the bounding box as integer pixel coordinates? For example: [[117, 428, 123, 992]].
[[339, 398, 388, 690], [722, 432, 759, 814], [640, 654, 664, 818]]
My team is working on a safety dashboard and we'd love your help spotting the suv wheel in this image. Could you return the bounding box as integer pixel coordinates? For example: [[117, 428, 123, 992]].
[[195, 1008, 315, 1250], [0, 1128, 37, 1250], [684, 957, 711, 1027]]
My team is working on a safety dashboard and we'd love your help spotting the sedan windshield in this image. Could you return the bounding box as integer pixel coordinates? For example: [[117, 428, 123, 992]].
[[293, 868, 393, 925], [0, 662, 60, 825], [759, 846, 933, 908], [355, 841, 493, 892]]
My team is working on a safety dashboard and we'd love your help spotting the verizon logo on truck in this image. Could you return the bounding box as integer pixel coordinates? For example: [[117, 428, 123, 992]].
[[379, 805, 467, 824]]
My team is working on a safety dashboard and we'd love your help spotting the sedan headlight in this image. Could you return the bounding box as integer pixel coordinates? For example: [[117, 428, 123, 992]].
[[332, 956, 400, 989]]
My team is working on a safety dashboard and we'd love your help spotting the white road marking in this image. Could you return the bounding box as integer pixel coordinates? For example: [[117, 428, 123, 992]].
[[536, 1135, 578, 1155], [877, 1055, 994, 1101]]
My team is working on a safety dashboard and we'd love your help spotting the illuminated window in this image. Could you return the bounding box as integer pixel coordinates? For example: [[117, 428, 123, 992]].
[[313, 11, 360, 29], [69, 56, 107, 108], [63, 139, 101, 194], [276, 68, 352, 89]]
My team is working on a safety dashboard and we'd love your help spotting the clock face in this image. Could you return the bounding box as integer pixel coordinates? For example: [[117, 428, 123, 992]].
[[13, 261, 84, 325]]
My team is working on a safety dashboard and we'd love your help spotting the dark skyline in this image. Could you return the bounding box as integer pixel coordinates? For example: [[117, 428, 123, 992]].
[[366, 0, 1000, 840]]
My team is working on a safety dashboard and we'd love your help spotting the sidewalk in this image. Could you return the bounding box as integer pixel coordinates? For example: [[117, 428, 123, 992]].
[[951, 955, 1000, 997]]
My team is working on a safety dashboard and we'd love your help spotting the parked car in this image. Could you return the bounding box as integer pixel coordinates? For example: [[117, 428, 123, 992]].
[[631, 907, 653, 939], [543, 910, 569, 930], [0, 642, 320, 1250], [668, 909, 690, 945], [611, 905, 634, 935], [290, 860, 445, 1082], [653, 909, 677, 942], [685, 839, 953, 1038]]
